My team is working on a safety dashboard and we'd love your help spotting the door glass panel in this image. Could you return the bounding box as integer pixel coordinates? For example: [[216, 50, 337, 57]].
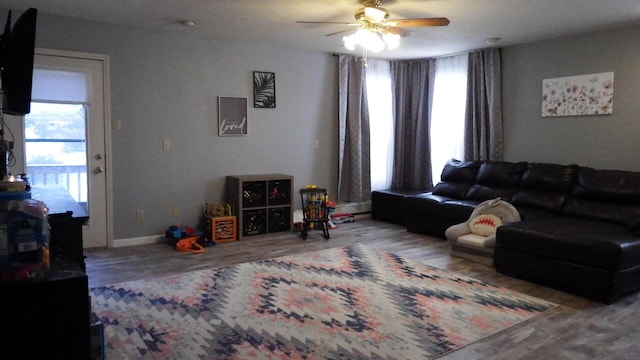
[[24, 102, 88, 212]]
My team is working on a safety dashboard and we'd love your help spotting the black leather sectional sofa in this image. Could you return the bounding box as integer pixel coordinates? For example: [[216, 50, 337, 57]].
[[371, 159, 640, 304]]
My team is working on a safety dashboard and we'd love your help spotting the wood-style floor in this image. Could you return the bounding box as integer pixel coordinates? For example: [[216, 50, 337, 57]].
[[85, 218, 640, 359]]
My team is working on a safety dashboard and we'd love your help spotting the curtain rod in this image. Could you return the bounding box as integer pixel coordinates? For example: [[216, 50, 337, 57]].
[[331, 46, 501, 61]]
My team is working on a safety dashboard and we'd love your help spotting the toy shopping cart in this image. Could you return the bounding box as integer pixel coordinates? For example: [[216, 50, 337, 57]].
[[299, 188, 330, 240]]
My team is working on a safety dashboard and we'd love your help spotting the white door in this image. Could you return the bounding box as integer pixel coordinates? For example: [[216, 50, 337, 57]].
[[23, 49, 112, 248]]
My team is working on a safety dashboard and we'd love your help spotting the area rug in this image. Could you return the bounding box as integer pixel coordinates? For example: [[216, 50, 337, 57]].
[[91, 244, 557, 359]]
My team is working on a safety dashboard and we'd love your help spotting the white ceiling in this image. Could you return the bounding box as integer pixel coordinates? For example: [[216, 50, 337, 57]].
[[1, 0, 639, 59]]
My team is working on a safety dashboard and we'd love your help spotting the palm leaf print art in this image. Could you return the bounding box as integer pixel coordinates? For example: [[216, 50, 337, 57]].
[[253, 71, 276, 108]]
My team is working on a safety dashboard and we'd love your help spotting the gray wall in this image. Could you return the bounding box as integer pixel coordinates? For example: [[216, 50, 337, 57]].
[[5, 9, 640, 243], [14, 12, 340, 241], [502, 25, 640, 171]]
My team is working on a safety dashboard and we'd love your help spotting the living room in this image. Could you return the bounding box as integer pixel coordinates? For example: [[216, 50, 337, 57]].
[[0, 3, 636, 247], [1, 1, 639, 359]]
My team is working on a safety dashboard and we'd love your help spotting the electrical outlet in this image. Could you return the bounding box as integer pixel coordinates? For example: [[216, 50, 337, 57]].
[[172, 206, 180, 217], [163, 139, 171, 150], [136, 209, 144, 221], [112, 119, 121, 131], [314, 139, 320, 149]]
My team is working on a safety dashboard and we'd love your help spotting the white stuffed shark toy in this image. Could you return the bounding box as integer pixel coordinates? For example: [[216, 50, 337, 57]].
[[445, 197, 521, 248]]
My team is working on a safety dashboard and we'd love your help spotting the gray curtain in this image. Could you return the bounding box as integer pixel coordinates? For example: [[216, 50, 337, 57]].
[[390, 59, 435, 189], [337, 55, 371, 202], [464, 48, 503, 161]]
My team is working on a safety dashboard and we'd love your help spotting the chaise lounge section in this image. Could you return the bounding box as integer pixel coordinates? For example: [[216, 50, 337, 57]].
[[372, 159, 640, 303], [496, 167, 640, 304]]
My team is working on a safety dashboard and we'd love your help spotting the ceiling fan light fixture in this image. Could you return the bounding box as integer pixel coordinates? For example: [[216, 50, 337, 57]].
[[343, 28, 386, 53], [343, 33, 358, 51], [383, 32, 400, 49], [343, 27, 399, 53]]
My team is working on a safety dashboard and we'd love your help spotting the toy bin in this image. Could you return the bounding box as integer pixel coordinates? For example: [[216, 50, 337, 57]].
[[0, 199, 50, 283], [206, 216, 237, 243]]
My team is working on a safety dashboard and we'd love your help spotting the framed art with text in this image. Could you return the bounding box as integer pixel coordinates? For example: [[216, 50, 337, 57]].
[[218, 96, 248, 136]]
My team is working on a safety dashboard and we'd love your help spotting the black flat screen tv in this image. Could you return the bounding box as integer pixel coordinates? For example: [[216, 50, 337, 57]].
[[0, 8, 37, 116]]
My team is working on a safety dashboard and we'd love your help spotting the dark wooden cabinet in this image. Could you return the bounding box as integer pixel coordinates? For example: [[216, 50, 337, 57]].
[[0, 188, 91, 359], [0, 271, 90, 359], [32, 186, 89, 271], [49, 211, 89, 271]]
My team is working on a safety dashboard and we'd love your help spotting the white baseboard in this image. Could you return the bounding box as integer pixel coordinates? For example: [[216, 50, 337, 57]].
[[113, 202, 371, 248], [113, 234, 165, 248]]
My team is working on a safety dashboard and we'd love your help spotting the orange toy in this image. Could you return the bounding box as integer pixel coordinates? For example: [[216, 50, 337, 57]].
[[176, 236, 204, 254]]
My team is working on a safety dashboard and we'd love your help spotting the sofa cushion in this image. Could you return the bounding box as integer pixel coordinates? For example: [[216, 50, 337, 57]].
[[371, 189, 429, 224], [466, 161, 527, 202], [520, 163, 579, 192], [402, 194, 478, 237], [432, 159, 481, 199], [440, 159, 481, 182], [512, 190, 569, 214], [403, 193, 477, 219], [475, 161, 527, 187], [465, 184, 517, 202], [572, 167, 640, 202], [564, 167, 640, 225], [511, 163, 578, 213], [432, 182, 469, 199], [515, 206, 560, 220], [564, 198, 640, 226]]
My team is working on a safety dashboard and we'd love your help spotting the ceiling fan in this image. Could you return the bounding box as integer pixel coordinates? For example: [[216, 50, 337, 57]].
[[296, 0, 449, 53]]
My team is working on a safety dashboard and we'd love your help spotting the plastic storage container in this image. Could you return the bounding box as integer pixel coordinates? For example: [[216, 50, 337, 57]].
[[0, 198, 50, 283]]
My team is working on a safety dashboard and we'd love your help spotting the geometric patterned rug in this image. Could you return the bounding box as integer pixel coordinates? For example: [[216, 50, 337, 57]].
[[90, 243, 557, 359]]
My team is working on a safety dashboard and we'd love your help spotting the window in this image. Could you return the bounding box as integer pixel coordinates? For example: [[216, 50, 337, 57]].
[[24, 102, 88, 204], [24, 68, 91, 207], [366, 59, 394, 191], [430, 54, 468, 183], [365, 54, 469, 190]]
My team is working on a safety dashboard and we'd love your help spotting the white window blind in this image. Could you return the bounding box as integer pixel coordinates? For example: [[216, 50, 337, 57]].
[[31, 68, 91, 104]]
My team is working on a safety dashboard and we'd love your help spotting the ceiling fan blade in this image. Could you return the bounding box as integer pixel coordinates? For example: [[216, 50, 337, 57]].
[[389, 17, 450, 27], [296, 21, 358, 25], [386, 26, 410, 37], [325, 28, 356, 37]]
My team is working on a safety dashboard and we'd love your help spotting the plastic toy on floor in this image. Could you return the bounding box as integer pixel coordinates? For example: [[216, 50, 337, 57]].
[[166, 225, 210, 251], [176, 236, 204, 254]]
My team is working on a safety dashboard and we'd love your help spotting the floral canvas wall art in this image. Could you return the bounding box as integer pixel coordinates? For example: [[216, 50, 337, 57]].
[[541, 72, 614, 117]]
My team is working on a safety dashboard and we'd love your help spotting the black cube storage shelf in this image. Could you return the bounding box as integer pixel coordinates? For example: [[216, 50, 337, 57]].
[[226, 174, 293, 239]]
